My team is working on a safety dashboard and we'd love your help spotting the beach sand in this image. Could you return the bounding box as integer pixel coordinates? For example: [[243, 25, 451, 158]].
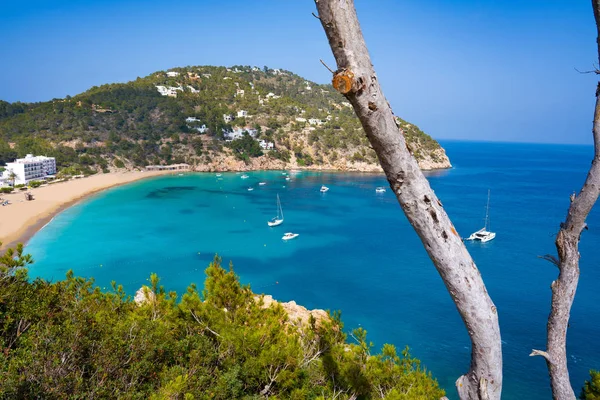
[[0, 170, 172, 250]]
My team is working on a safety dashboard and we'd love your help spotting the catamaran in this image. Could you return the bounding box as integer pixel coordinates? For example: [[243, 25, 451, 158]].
[[267, 194, 284, 227], [467, 189, 496, 243]]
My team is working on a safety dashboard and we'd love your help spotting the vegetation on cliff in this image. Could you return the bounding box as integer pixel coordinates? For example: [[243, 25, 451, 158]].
[[0, 243, 444, 399], [0, 66, 449, 173]]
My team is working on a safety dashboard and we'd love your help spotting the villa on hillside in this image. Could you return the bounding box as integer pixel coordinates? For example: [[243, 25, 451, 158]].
[[259, 140, 274, 150], [223, 127, 258, 141], [166, 71, 180, 77], [156, 85, 183, 97], [2, 154, 57, 185], [237, 110, 247, 118], [223, 114, 234, 123]]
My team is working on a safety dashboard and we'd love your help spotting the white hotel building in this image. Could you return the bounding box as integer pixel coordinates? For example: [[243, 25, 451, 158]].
[[2, 154, 57, 185]]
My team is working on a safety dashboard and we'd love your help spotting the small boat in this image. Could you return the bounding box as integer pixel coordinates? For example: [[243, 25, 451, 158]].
[[259, 182, 267, 186], [241, 174, 249, 179], [282, 232, 299, 240], [178, 173, 184, 176], [320, 185, 329, 193], [466, 189, 496, 243], [285, 177, 291, 181], [282, 172, 287, 175], [216, 173, 222, 177], [375, 187, 386, 193], [267, 194, 284, 227], [248, 187, 254, 191]]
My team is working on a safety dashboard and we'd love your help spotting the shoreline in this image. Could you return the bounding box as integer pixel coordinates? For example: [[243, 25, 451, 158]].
[[0, 170, 173, 251], [0, 165, 451, 251]]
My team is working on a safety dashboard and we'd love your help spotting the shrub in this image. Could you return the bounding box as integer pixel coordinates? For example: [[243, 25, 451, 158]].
[[114, 158, 125, 169]]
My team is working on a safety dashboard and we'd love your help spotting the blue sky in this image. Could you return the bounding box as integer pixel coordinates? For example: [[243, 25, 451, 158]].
[[0, 0, 596, 144]]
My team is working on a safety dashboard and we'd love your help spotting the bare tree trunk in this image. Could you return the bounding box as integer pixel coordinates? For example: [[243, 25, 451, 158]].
[[530, 2, 600, 399], [313, 1, 502, 399]]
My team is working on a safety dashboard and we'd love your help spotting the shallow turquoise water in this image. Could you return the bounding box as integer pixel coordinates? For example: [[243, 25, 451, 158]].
[[26, 141, 600, 399]]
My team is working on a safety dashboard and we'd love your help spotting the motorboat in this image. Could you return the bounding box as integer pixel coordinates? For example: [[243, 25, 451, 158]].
[[241, 174, 249, 179], [259, 182, 267, 186], [248, 187, 254, 191], [375, 187, 386, 193], [320, 185, 329, 193], [267, 194, 284, 227], [282, 232, 299, 240]]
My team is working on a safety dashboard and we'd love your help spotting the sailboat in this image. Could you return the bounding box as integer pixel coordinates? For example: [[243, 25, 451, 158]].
[[267, 194, 284, 227], [467, 189, 496, 243]]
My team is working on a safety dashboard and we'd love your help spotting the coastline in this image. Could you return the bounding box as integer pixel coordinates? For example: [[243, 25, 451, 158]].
[[0, 170, 173, 250], [0, 161, 452, 251]]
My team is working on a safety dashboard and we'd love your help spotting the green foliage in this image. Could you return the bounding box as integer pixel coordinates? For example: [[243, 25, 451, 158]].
[[0, 65, 445, 171], [0, 187, 13, 194], [228, 133, 263, 161], [0, 248, 444, 399], [28, 180, 42, 188], [113, 157, 125, 168], [582, 370, 600, 400]]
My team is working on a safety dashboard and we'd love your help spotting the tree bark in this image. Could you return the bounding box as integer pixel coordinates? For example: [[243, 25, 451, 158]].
[[530, 2, 600, 399], [313, 1, 502, 399]]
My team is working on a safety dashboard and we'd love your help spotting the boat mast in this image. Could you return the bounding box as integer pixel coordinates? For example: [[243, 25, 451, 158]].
[[485, 189, 491, 230], [277, 194, 283, 219]]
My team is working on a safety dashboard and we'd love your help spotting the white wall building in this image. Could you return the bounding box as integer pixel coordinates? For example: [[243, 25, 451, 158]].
[[166, 71, 180, 77], [259, 140, 274, 150], [237, 110, 247, 118], [2, 154, 57, 185]]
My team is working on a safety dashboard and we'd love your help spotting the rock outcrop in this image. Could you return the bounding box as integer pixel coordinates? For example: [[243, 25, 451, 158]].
[[256, 294, 329, 328]]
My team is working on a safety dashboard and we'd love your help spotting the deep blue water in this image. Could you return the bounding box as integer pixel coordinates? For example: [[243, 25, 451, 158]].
[[26, 141, 600, 399]]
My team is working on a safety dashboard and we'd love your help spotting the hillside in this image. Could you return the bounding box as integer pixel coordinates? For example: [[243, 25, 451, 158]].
[[0, 66, 450, 175]]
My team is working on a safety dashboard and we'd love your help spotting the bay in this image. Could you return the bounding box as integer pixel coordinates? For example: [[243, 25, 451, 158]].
[[26, 141, 600, 399]]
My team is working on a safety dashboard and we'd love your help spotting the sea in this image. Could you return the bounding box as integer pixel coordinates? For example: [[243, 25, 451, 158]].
[[25, 141, 600, 399]]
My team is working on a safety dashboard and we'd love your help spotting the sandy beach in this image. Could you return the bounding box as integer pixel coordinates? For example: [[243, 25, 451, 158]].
[[0, 170, 172, 250]]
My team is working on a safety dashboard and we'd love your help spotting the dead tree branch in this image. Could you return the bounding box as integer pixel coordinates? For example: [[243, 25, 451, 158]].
[[533, 2, 600, 399], [313, 1, 502, 399]]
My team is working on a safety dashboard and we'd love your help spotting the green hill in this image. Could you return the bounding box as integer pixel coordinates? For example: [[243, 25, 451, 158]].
[[0, 65, 450, 175]]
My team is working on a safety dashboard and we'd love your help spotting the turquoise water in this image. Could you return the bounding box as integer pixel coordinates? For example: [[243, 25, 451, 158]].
[[26, 141, 600, 399]]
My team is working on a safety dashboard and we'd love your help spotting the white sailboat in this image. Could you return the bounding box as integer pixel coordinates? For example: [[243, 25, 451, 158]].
[[267, 194, 284, 227], [467, 189, 496, 243]]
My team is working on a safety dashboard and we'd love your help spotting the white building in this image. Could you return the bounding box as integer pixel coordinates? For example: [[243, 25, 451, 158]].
[[2, 154, 57, 185], [223, 114, 234, 123], [166, 71, 180, 77], [156, 85, 182, 97], [259, 140, 274, 150], [308, 118, 323, 126], [237, 110, 248, 118], [235, 89, 245, 97]]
